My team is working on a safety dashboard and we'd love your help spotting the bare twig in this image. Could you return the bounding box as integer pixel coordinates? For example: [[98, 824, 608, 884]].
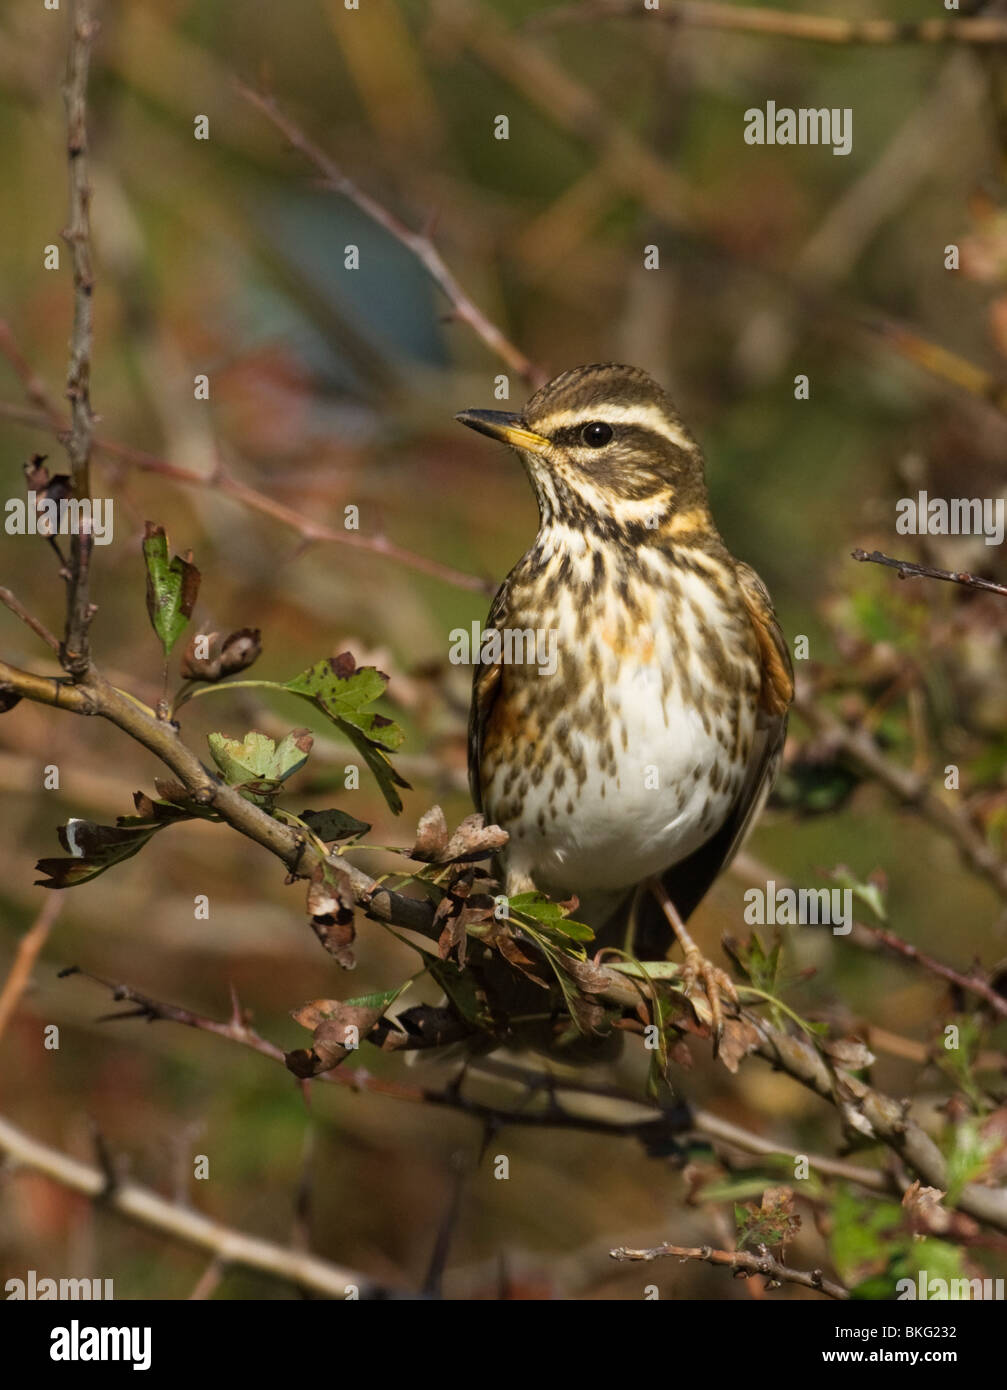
[[0, 1111, 393, 1298], [0, 586, 61, 652], [868, 318, 1007, 413], [852, 548, 1007, 599], [238, 82, 546, 388], [61, 967, 693, 1142], [847, 918, 1007, 1020], [59, 0, 99, 678], [0, 396, 491, 595], [531, 1, 1007, 46], [794, 690, 1007, 902], [690, 1108, 892, 1195], [610, 1239, 849, 1300], [0, 321, 64, 428], [0, 897, 63, 1041]]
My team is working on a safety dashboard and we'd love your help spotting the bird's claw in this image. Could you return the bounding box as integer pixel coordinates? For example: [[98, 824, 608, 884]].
[[679, 949, 739, 1056]]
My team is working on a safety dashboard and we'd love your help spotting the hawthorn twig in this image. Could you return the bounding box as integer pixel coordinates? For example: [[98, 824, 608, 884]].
[[852, 548, 1007, 599], [0, 399, 492, 595], [0, 586, 61, 652], [610, 1239, 849, 1300], [0, 1111, 393, 1298], [59, 0, 98, 679], [847, 918, 1007, 1020], [61, 967, 691, 1142], [691, 1108, 892, 1195], [0, 897, 64, 1041], [0, 321, 63, 428], [794, 689, 1007, 902], [238, 82, 546, 388]]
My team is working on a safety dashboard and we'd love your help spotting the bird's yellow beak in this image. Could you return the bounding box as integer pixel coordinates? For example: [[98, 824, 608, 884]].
[[455, 409, 550, 454]]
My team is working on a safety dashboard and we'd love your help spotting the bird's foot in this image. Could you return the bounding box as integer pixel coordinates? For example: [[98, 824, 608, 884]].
[[678, 948, 739, 1057], [646, 876, 740, 1057]]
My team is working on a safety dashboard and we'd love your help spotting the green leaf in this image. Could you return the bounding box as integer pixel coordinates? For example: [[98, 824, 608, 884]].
[[426, 958, 494, 1031], [730, 931, 781, 993], [828, 865, 887, 922], [341, 982, 412, 1012], [281, 654, 410, 814], [829, 1187, 904, 1286], [944, 1117, 998, 1203], [207, 728, 313, 791], [284, 657, 403, 751], [142, 523, 200, 656], [300, 807, 371, 842], [508, 890, 594, 941]]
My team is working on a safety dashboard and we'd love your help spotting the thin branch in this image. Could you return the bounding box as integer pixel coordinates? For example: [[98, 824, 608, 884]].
[[847, 918, 1007, 1020], [238, 82, 547, 388], [852, 548, 1007, 599], [0, 586, 61, 652], [0, 1111, 393, 1298], [794, 689, 1007, 902], [59, 0, 99, 678], [61, 968, 692, 1142], [0, 321, 64, 428], [868, 318, 1007, 414], [0, 897, 64, 1041], [610, 1239, 849, 1300], [0, 397, 492, 595], [867, 1024, 1005, 1072], [531, 1, 1007, 46], [691, 1107, 892, 1195]]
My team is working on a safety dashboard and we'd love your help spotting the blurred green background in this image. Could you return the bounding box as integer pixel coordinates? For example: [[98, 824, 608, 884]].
[[1, 0, 1006, 1298]]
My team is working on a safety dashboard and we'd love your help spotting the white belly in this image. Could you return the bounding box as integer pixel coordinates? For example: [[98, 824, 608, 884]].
[[507, 665, 740, 897], [486, 562, 757, 899]]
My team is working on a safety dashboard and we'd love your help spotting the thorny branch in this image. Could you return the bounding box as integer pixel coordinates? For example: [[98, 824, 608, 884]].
[[59, 0, 98, 679], [64, 968, 900, 1194], [847, 918, 1007, 1021], [610, 1239, 849, 1301]]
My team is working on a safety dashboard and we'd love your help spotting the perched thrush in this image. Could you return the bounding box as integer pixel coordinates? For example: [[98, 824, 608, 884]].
[[456, 364, 793, 1045]]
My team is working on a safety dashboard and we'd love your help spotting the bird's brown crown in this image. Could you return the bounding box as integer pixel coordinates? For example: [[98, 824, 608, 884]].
[[521, 363, 713, 540]]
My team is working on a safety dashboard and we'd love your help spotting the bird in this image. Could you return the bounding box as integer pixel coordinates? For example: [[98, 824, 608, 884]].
[[456, 363, 793, 1049]]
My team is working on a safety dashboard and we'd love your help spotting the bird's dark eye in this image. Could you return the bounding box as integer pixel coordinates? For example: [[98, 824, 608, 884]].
[[580, 421, 613, 447]]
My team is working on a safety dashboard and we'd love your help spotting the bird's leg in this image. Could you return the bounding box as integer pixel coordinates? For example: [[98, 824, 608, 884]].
[[647, 877, 738, 1055]]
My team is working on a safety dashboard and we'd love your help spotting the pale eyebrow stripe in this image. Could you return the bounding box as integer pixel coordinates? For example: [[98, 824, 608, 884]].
[[529, 403, 694, 450]]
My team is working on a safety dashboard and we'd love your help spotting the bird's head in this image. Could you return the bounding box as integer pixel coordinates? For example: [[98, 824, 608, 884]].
[[456, 363, 714, 543]]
